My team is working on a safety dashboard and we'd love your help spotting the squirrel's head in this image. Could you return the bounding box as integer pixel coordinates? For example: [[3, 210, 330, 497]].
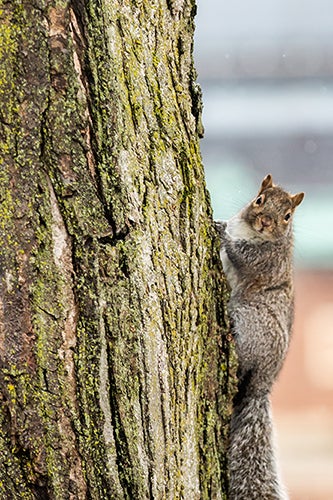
[[243, 174, 304, 242]]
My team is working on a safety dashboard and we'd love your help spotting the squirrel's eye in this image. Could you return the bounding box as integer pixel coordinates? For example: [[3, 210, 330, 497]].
[[284, 212, 291, 222], [253, 194, 265, 207]]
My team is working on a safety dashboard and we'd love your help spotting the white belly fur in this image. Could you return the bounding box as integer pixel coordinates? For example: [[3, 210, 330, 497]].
[[220, 215, 258, 290]]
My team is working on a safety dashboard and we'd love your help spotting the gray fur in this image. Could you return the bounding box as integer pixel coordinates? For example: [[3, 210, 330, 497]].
[[216, 175, 304, 500]]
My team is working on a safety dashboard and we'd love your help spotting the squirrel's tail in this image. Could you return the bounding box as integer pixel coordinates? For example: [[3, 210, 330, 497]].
[[228, 394, 288, 500]]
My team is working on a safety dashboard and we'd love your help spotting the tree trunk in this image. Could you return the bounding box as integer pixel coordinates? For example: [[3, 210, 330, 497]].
[[0, 1, 235, 499]]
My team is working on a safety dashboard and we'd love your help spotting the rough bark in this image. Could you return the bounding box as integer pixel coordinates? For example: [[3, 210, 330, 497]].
[[0, 1, 235, 499]]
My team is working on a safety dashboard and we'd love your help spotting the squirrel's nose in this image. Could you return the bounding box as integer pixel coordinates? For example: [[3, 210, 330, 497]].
[[261, 215, 272, 227]]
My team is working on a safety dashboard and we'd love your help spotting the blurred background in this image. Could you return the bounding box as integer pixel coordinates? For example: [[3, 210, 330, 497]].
[[194, 1, 333, 498]]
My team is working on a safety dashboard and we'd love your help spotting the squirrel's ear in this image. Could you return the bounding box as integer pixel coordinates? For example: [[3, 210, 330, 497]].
[[259, 174, 273, 194], [291, 192, 305, 208]]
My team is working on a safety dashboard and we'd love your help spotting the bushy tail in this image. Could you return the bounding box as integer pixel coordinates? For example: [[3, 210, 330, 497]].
[[228, 394, 288, 500]]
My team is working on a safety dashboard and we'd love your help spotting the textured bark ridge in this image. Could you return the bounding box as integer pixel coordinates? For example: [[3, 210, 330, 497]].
[[0, 1, 235, 499]]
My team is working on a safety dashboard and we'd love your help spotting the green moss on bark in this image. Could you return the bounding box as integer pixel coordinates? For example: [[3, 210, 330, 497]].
[[0, 0, 235, 498]]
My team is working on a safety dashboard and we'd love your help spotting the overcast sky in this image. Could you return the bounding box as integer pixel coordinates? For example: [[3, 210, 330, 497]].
[[195, 0, 333, 51]]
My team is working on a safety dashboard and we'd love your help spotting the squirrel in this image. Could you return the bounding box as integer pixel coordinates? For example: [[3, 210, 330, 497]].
[[215, 174, 304, 500]]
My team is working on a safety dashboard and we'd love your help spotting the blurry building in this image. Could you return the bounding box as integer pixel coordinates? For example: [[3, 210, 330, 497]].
[[273, 271, 333, 500], [195, 1, 333, 498]]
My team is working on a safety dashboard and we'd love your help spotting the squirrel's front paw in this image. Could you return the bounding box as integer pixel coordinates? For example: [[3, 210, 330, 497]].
[[214, 220, 227, 239]]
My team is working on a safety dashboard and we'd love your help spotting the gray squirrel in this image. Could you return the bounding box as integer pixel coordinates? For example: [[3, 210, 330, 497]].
[[215, 174, 304, 500]]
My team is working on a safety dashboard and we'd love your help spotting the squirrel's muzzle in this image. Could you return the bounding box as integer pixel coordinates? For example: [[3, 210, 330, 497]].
[[260, 215, 272, 228]]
